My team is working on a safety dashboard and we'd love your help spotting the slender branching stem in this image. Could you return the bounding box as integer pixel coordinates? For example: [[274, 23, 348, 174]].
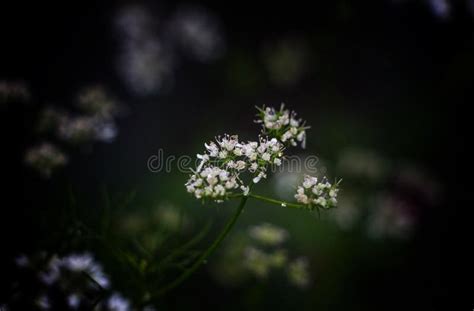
[[147, 190, 313, 303], [248, 193, 307, 209], [151, 195, 248, 299]]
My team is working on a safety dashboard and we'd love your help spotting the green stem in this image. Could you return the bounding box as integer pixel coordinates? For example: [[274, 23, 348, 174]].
[[248, 194, 307, 209], [152, 195, 248, 298]]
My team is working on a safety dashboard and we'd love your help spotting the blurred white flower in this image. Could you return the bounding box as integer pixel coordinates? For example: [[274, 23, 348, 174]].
[[248, 223, 288, 246], [427, 0, 451, 20], [167, 6, 224, 62], [337, 148, 388, 181], [107, 293, 131, 311], [24, 143, 68, 177], [77, 86, 120, 119], [287, 258, 310, 288], [14, 254, 30, 267], [39, 252, 110, 289], [118, 39, 175, 96], [115, 5, 157, 41], [67, 294, 80, 309], [36, 295, 51, 310], [243, 247, 272, 278], [57, 115, 118, 144], [0, 80, 30, 104], [367, 195, 416, 239], [115, 5, 174, 96]]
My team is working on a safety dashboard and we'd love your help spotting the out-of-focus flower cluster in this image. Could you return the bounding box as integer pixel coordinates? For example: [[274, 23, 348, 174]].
[[248, 222, 288, 246], [24, 86, 123, 177], [115, 4, 224, 96], [39, 253, 110, 288], [256, 104, 308, 148], [9, 252, 140, 311], [24, 142, 68, 177], [40, 86, 122, 145], [166, 6, 224, 63], [212, 223, 310, 288], [118, 202, 191, 251], [294, 175, 340, 209], [330, 148, 441, 240]]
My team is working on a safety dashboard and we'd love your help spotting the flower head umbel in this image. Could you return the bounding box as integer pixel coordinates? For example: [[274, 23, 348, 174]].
[[295, 175, 341, 210], [255, 104, 308, 148], [186, 105, 341, 210], [186, 134, 284, 202]]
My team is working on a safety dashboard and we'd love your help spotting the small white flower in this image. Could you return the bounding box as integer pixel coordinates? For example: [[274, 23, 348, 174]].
[[290, 117, 300, 127], [241, 185, 250, 196], [274, 158, 282, 166], [314, 197, 327, 207], [255, 104, 308, 149], [294, 176, 340, 210], [262, 153, 271, 161], [219, 170, 229, 181], [249, 162, 258, 172], [294, 193, 309, 204], [312, 187, 322, 196], [253, 172, 267, 184], [302, 175, 318, 188], [205, 142, 219, 157], [186, 185, 195, 193], [281, 130, 292, 142], [206, 176, 218, 186], [235, 160, 247, 170], [218, 150, 228, 159], [214, 184, 226, 196], [225, 179, 236, 189]]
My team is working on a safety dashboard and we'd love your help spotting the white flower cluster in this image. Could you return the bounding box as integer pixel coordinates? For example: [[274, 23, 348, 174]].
[[255, 104, 308, 148], [186, 134, 284, 202], [294, 175, 340, 209]]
